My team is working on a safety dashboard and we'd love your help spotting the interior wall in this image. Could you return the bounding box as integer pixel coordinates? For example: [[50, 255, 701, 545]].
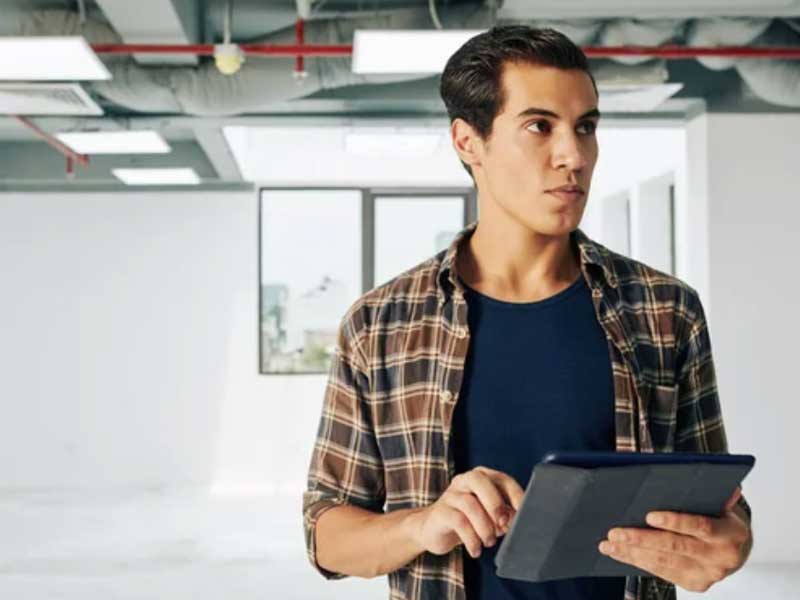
[[0, 190, 322, 493], [702, 112, 800, 565]]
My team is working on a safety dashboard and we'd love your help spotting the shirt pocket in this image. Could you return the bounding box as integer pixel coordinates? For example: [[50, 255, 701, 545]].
[[644, 382, 679, 452]]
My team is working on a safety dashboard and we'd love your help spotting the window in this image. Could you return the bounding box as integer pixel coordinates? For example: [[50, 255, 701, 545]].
[[374, 195, 465, 288], [259, 187, 476, 374]]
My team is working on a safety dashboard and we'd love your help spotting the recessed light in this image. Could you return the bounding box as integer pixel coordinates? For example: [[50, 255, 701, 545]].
[[352, 30, 485, 74], [0, 37, 111, 81], [112, 168, 201, 186], [56, 131, 171, 154]]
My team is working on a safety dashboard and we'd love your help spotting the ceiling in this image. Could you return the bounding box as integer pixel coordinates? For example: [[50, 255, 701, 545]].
[[0, 0, 797, 187]]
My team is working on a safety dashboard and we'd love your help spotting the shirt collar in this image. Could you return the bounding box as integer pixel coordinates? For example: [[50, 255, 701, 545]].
[[436, 220, 619, 305]]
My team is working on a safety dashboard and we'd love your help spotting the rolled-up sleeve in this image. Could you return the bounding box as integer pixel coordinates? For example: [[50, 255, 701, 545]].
[[673, 289, 752, 522], [302, 313, 386, 579]]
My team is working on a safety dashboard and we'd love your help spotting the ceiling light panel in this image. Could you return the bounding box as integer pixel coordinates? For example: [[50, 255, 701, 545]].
[[112, 168, 201, 185], [352, 30, 486, 74], [0, 37, 111, 81], [56, 131, 171, 154]]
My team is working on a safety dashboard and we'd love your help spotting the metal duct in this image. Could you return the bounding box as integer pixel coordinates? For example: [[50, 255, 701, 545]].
[[16, 9, 800, 113], [734, 22, 800, 107], [18, 7, 495, 115], [685, 17, 771, 70]]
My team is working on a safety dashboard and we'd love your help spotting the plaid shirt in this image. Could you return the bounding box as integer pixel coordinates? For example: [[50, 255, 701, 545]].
[[303, 220, 751, 600]]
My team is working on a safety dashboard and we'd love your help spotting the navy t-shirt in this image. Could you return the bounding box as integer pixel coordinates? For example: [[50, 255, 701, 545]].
[[452, 274, 626, 600]]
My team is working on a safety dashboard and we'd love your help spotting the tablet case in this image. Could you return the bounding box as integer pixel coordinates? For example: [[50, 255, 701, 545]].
[[494, 460, 753, 582]]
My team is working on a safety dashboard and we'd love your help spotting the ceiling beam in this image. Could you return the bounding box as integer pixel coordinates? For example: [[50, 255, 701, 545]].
[[193, 127, 243, 181]]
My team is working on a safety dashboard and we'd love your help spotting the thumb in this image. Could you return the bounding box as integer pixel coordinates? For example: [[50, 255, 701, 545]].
[[723, 485, 742, 512]]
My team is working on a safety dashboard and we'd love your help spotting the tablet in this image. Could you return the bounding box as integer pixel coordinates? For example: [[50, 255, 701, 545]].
[[493, 450, 755, 583], [541, 450, 755, 469]]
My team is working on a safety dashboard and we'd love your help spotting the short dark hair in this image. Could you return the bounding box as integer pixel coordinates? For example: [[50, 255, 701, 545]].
[[439, 25, 598, 181]]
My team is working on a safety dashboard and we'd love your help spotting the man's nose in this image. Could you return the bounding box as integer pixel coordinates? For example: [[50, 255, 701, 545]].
[[552, 132, 588, 172]]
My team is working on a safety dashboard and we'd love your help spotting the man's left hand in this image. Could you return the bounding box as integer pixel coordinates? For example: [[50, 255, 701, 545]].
[[598, 486, 752, 593]]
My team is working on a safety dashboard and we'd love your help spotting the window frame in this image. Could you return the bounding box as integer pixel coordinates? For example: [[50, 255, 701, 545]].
[[258, 186, 477, 375]]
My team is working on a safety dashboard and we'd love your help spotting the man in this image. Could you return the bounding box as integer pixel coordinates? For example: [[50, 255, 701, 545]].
[[302, 25, 753, 600]]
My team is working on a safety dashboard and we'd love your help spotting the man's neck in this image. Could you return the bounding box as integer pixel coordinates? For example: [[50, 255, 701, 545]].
[[455, 219, 582, 303]]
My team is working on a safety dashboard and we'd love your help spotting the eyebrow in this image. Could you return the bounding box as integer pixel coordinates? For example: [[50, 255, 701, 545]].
[[516, 107, 601, 121]]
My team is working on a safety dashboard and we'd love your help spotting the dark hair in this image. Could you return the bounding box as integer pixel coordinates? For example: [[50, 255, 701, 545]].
[[439, 25, 598, 181]]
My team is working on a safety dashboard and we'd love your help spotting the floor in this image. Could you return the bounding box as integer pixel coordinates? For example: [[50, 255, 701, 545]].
[[0, 487, 386, 600], [0, 487, 795, 599]]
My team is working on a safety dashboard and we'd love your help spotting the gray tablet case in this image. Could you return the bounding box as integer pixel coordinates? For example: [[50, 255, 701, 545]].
[[494, 461, 753, 582]]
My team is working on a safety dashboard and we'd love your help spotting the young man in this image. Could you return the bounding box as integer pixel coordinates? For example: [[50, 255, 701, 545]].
[[302, 25, 753, 600]]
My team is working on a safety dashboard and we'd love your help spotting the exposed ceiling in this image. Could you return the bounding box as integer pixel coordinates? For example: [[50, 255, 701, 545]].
[[0, 0, 798, 187]]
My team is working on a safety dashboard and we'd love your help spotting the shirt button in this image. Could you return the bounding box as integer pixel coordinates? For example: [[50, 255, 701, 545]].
[[441, 390, 454, 402], [456, 327, 467, 339]]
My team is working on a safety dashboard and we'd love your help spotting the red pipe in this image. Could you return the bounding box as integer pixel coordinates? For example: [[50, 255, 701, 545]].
[[91, 43, 352, 56], [89, 43, 800, 59], [295, 18, 305, 74], [12, 115, 90, 167]]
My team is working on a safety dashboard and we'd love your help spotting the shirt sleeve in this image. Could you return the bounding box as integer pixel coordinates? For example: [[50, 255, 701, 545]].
[[302, 312, 386, 580], [673, 289, 752, 523]]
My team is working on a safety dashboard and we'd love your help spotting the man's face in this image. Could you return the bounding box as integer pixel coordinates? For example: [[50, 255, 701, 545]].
[[459, 61, 600, 236]]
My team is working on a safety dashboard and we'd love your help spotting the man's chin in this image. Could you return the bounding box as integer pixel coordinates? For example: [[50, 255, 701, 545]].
[[518, 213, 583, 237]]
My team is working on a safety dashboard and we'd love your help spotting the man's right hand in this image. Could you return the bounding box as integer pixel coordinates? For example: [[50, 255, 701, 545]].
[[409, 466, 525, 559]]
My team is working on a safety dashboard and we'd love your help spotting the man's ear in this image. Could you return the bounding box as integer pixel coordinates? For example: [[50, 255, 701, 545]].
[[450, 118, 483, 170]]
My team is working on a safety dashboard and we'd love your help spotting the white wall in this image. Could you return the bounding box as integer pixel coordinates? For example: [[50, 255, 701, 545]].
[[677, 114, 712, 307], [0, 190, 323, 493], [581, 126, 686, 261], [630, 171, 675, 275], [701, 113, 800, 564], [599, 190, 631, 256]]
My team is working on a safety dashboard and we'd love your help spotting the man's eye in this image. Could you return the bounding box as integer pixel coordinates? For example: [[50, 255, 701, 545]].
[[527, 120, 550, 133], [578, 121, 597, 135]]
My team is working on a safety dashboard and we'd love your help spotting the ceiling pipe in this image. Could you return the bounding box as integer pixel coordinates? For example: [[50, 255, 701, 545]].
[[12, 115, 90, 169], [21, 9, 800, 112], [295, 18, 307, 79], [89, 43, 800, 59], [223, 0, 233, 45], [91, 43, 352, 56]]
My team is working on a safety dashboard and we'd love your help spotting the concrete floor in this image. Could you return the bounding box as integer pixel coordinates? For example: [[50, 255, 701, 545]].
[[0, 488, 795, 599], [0, 487, 386, 600]]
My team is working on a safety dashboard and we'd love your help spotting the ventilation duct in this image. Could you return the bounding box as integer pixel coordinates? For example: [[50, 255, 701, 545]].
[[0, 83, 103, 115], [15, 8, 800, 114]]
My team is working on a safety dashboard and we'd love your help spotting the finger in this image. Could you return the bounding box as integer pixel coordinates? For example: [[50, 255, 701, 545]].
[[599, 539, 698, 587], [446, 506, 483, 558], [607, 527, 709, 562], [453, 469, 514, 528], [448, 491, 497, 547], [475, 466, 525, 512], [723, 486, 742, 512], [646, 511, 718, 541]]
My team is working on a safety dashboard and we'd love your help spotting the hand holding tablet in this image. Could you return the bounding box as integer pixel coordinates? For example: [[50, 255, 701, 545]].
[[596, 484, 750, 593], [493, 451, 755, 583]]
